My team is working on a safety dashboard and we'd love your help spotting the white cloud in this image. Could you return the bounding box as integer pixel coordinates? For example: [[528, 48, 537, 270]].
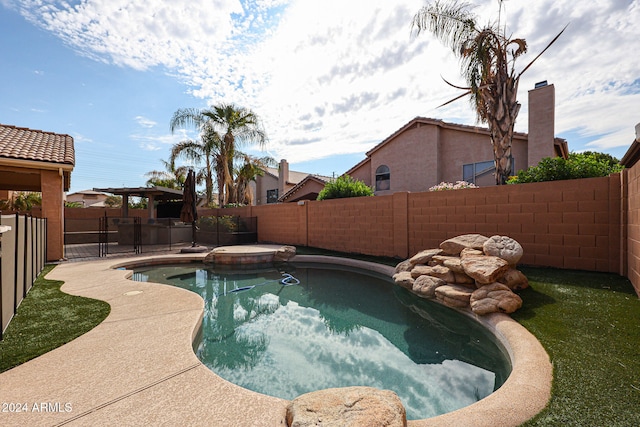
[[134, 115, 157, 128], [11, 0, 640, 163]]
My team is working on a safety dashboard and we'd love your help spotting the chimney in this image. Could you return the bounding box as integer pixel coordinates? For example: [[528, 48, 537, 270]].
[[278, 159, 289, 197], [635, 122, 640, 143], [528, 82, 556, 167]]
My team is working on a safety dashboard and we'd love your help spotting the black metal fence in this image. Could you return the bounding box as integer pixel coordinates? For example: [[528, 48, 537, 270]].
[[1, 213, 47, 340], [64, 215, 257, 260], [196, 215, 257, 246]]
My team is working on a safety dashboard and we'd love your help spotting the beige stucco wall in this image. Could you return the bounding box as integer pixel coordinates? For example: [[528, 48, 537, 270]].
[[255, 173, 279, 205], [350, 121, 532, 194]]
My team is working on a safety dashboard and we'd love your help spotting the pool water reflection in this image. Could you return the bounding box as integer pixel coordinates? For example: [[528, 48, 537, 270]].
[[132, 263, 510, 420]]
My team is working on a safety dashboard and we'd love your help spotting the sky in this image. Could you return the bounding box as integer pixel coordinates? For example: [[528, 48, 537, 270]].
[[0, 0, 638, 194]]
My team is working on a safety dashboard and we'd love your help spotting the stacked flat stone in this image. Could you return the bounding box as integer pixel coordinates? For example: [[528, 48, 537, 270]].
[[393, 234, 528, 315]]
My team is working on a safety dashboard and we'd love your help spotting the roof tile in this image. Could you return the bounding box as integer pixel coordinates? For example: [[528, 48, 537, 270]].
[[0, 124, 75, 165]]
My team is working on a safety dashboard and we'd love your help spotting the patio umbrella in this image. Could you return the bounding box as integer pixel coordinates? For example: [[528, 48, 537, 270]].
[[180, 169, 198, 246]]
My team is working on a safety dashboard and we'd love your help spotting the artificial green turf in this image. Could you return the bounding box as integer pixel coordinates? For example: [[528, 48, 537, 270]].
[[0, 265, 110, 373], [514, 267, 640, 427], [2, 253, 639, 426]]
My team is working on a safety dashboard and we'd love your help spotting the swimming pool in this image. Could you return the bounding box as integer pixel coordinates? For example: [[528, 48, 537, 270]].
[[131, 262, 511, 420]]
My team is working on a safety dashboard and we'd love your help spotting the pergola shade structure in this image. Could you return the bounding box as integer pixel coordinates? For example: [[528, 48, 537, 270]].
[[93, 186, 184, 219], [0, 124, 75, 261]]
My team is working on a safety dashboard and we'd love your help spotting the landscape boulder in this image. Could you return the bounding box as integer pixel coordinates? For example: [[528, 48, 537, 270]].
[[394, 259, 413, 273], [470, 283, 523, 315], [412, 275, 446, 299], [409, 248, 442, 266], [460, 255, 510, 285], [498, 268, 530, 291], [410, 264, 455, 282], [483, 235, 524, 265], [394, 234, 527, 315], [286, 386, 407, 427], [435, 284, 473, 308], [440, 234, 489, 255], [393, 271, 414, 290]]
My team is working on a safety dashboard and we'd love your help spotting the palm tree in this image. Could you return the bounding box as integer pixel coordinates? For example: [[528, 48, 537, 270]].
[[170, 103, 268, 206], [144, 159, 189, 189], [234, 154, 276, 205], [168, 122, 221, 206], [412, 0, 566, 184]]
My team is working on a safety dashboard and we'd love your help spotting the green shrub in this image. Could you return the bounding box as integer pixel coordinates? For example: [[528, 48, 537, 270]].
[[317, 175, 374, 200], [197, 215, 237, 232], [508, 151, 624, 184]]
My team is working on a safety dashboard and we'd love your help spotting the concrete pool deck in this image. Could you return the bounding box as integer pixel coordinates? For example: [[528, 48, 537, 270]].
[[0, 246, 552, 426]]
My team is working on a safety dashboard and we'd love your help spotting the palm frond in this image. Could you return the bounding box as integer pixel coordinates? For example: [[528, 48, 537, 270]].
[[517, 23, 569, 79]]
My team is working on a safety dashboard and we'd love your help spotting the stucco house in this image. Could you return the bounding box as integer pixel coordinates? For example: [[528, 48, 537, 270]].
[[253, 159, 331, 205], [66, 189, 110, 208], [0, 123, 74, 261], [346, 82, 568, 195]]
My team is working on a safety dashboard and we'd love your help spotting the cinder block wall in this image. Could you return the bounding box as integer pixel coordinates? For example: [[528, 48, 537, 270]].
[[218, 175, 624, 276], [624, 165, 640, 295], [307, 196, 396, 257], [407, 176, 621, 273]]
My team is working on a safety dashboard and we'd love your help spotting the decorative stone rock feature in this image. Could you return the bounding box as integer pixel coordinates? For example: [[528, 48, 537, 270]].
[[274, 245, 296, 262], [432, 255, 462, 273], [435, 284, 473, 308], [286, 386, 407, 427], [483, 235, 524, 265], [412, 275, 446, 298], [453, 272, 476, 286], [395, 234, 528, 315], [460, 248, 484, 258], [393, 271, 414, 290], [408, 248, 442, 266], [440, 234, 489, 255], [410, 264, 454, 283], [394, 259, 413, 273], [499, 268, 530, 291], [471, 283, 523, 315], [460, 255, 510, 285]]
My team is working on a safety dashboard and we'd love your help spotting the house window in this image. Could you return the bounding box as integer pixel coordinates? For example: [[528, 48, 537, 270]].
[[375, 165, 390, 191], [266, 189, 278, 204], [463, 159, 515, 184]]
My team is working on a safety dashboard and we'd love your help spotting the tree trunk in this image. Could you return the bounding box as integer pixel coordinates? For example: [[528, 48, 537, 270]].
[[484, 76, 520, 185]]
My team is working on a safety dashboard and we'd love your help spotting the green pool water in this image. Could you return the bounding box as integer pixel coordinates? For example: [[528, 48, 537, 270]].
[[131, 262, 510, 420]]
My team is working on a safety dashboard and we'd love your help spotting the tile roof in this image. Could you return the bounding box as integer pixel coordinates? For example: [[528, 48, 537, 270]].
[[0, 124, 75, 166]]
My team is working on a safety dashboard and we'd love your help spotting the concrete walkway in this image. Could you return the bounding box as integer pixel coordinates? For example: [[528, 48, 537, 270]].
[[0, 249, 552, 427]]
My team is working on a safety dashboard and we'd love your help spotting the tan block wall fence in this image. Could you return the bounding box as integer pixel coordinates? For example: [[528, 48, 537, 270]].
[[58, 167, 640, 296], [201, 173, 640, 295]]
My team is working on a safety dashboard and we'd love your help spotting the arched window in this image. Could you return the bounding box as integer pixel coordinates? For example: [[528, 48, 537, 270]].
[[375, 165, 390, 191]]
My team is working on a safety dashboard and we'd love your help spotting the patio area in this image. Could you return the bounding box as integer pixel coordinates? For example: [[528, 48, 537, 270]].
[[0, 249, 551, 426]]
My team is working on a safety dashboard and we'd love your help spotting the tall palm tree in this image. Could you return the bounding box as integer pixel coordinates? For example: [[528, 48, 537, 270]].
[[234, 154, 276, 205], [170, 103, 267, 206], [412, 0, 566, 184], [168, 122, 221, 206]]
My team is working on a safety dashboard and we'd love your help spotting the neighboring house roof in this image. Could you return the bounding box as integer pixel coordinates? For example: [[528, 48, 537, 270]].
[[67, 189, 109, 197], [264, 166, 309, 186], [0, 124, 75, 166], [620, 123, 640, 168], [345, 116, 568, 176], [0, 123, 75, 191], [93, 186, 184, 202], [278, 174, 331, 202]]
